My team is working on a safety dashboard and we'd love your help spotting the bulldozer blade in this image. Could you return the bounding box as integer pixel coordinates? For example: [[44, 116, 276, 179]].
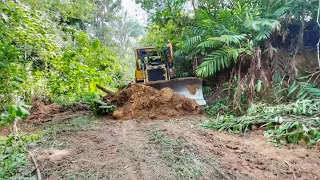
[[146, 77, 206, 105]]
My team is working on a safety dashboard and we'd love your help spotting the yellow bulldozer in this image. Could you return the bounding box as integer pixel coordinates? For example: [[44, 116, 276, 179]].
[[134, 44, 206, 105]]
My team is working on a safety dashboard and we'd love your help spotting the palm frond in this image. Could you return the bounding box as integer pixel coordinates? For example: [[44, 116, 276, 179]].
[[196, 47, 250, 78], [260, 19, 274, 27], [197, 40, 221, 49], [288, 81, 320, 100], [207, 34, 246, 45], [174, 48, 185, 57], [196, 50, 229, 77], [273, 6, 292, 18], [226, 48, 247, 61], [245, 19, 279, 33], [191, 26, 206, 35], [185, 36, 202, 48], [271, 20, 281, 32], [245, 19, 260, 31], [255, 29, 272, 41]]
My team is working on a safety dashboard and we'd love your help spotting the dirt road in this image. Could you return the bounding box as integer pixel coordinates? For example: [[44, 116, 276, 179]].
[[30, 115, 320, 180]]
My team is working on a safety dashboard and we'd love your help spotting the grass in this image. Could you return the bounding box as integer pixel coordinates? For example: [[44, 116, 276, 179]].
[[45, 170, 101, 180], [40, 116, 99, 149], [66, 171, 101, 180], [149, 128, 203, 180], [148, 128, 240, 179]]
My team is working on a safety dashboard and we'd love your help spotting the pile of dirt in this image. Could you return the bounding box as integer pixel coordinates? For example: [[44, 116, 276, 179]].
[[27, 100, 66, 123], [27, 99, 92, 124], [103, 84, 202, 120]]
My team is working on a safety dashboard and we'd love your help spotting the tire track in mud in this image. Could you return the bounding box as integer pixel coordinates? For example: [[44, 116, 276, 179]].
[[114, 120, 175, 180], [115, 120, 234, 180]]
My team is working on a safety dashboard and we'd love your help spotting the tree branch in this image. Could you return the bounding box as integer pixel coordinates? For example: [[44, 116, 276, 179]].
[[15, 123, 42, 180], [96, 84, 115, 95], [26, 150, 42, 180]]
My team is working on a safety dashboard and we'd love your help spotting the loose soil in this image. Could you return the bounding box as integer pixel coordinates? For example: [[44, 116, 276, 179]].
[[12, 115, 319, 180], [27, 100, 66, 123], [1, 100, 319, 180], [104, 84, 202, 120], [0, 101, 90, 136]]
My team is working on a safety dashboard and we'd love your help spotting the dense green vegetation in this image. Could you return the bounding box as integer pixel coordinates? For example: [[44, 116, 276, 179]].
[[0, 0, 143, 109], [0, 133, 38, 179], [0, 101, 38, 179], [137, 0, 320, 145], [137, 0, 320, 103]]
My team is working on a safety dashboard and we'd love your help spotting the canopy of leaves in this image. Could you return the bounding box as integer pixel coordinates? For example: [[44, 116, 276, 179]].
[[0, 0, 144, 109], [138, 0, 318, 74]]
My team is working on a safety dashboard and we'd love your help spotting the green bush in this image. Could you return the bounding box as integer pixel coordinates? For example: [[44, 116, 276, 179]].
[[204, 97, 233, 117], [0, 102, 40, 179], [0, 133, 39, 179], [0, 104, 31, 127]]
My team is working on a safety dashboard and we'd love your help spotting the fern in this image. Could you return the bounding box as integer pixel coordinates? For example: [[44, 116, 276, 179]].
[[202, 86, 212, 93], [288, 81, 320, 100]]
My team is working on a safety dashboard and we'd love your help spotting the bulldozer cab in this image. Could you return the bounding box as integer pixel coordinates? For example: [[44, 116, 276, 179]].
[[134, 44, 174, 83]]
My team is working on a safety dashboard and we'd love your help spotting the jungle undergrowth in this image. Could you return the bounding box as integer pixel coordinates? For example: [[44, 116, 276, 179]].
[[0, 101, 40, 179], [0, 133, 39, 179], [203, 100, 320, 146], [204, 97, 234, 117]]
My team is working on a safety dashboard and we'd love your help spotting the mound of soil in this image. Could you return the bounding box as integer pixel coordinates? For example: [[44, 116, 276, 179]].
[[103, 84, 202, 120], [27, 99, 92, 124], [27, 100, 66, 123]]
